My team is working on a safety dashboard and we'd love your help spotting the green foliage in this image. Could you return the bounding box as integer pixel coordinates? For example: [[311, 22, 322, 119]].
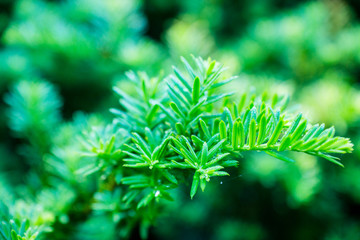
[[71, 56, 352, 238], [4, 79, 61, 140], [111, 72, 165, 132], [0, 202, 43, 240], [234, 1, 360, 82], [2, 0, 154, 79], [0, 53, 355, 239], [214, 102, 352, 166], [0, 0, 359, 239], [4, 79, 62, 164], [78, 121, 128, 177], [160, 56, 234, 132]]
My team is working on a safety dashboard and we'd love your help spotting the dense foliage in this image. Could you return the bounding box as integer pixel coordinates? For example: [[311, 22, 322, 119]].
[[0, 0, 359, 239]]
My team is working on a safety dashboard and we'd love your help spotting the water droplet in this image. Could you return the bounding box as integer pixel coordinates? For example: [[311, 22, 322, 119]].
[[155, 190, 160, 197]]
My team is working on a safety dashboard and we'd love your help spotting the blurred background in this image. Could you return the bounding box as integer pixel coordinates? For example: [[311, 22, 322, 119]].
[[0, 0, 360, 239]]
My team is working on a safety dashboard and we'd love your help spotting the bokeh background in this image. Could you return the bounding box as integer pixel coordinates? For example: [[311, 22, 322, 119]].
[[0, 0, 360, 239]]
